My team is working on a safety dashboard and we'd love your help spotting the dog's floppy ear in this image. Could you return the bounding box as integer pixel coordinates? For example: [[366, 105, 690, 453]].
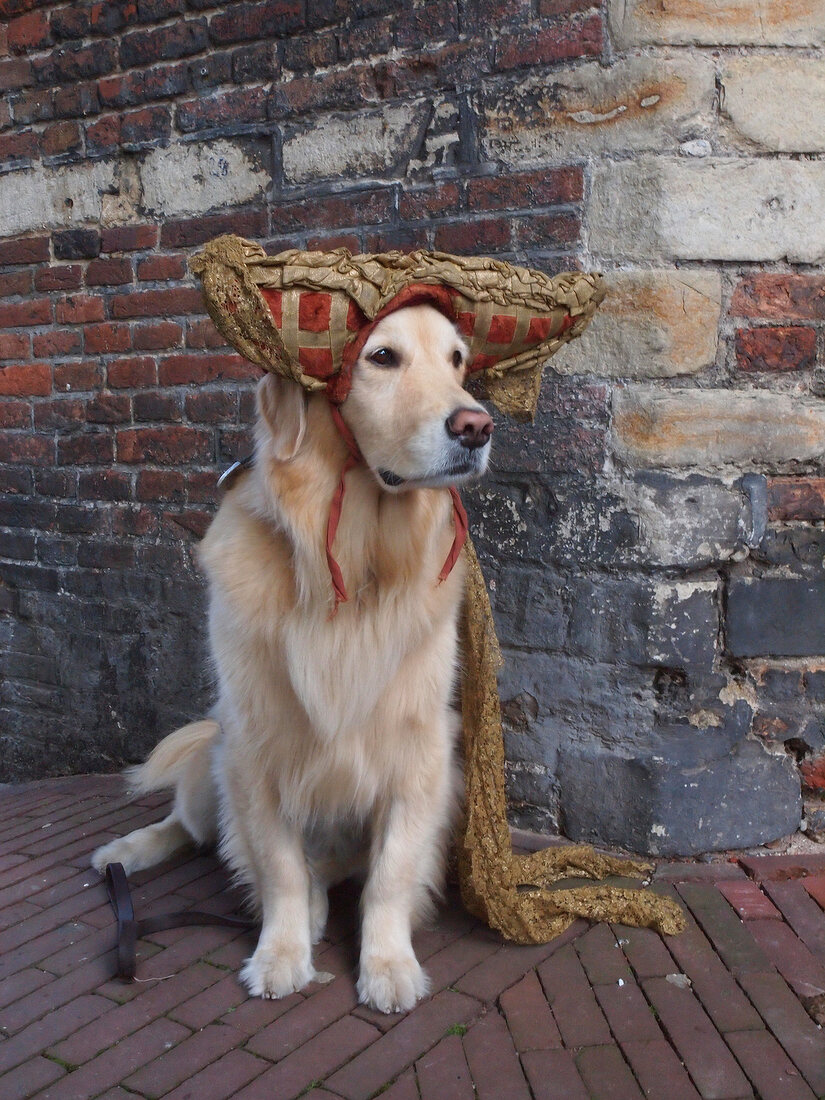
[[256, 373, 307, 462]]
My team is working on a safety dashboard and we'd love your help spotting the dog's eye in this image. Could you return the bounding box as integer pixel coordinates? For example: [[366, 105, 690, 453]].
[[369, 347, 397, 368], [452, 350, 464, 369]]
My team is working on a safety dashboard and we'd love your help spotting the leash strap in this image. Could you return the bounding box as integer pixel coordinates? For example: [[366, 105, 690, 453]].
[[104, 862, 257, 981]]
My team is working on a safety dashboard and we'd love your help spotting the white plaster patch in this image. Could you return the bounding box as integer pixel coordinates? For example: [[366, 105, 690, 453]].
[[140, 140, 268, 217], [0, 160, 117, 238]]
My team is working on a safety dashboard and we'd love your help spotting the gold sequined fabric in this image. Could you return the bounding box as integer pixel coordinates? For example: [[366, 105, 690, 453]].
[[191, 236, 685, 943]]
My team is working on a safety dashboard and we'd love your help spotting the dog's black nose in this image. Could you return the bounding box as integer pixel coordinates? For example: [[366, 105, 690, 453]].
[[446, 407, 494, 449]]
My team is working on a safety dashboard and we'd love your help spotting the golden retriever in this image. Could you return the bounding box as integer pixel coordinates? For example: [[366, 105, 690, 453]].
[[92, 303, 494, 1013]]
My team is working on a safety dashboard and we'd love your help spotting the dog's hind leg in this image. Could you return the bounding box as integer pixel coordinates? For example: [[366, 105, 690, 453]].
[[91, 719, 219, 876]]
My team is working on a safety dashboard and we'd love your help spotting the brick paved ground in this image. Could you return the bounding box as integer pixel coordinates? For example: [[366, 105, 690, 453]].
[[1, 775, 824, 1100]]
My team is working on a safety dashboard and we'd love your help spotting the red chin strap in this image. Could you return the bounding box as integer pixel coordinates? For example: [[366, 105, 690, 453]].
[[325, 401, 469, 614]]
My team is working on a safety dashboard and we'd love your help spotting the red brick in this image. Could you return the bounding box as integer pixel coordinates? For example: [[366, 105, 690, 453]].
[[306, 232, 363, 252], [34, 40, 117, 85], [0, 994, 108, 1076], [593, 981, 662, 1044], [111, 287, 204, 318], [747, 918, 825, 998], [272, 187, 395, 232], [86, 392, 131, 423], [34, 264, 83, 291], [0, 298, 51, 326], [801, 755, 825, 792], [737, 970, 825, 1096], [85, 257, 133, 287], [159, 352, 257, 385], [41, 119, 82, 156], [209, 1, 304, 44], [732, 274, 825, 321], [55, 294, 105, 324], [133, 388, 182, 421], [84, 322, 132, 354], [0, 362, 50, 395], [0, 128, 37, 161], [0, 332, 30, 360], [675, 882, 772, 974], [78, 469, 131, 501], [100, 224, 158, 253], [463, 1008, 532, 1100], [137, 254, 186, 281], [57, 432, 114, 465], [467, 167, 583, 209], [0, 57, 34, 91], [134, 320, 183, 350], [33, 396, 86, 430], [739, 854, 825, 881], [117, 425, 212, 464], [641, 977, 752, 1098], [185, 390, 238, 422], [434, 217, 511, 253], [736, 325, 817, 372], [0, 269, 32, 297], [620, 1040, 702, 1100], [0, 398, 30, 427], [121, 103, 171, 146], [160, 208, 268, 249], [495, 11, 602, 68], [716, 879, 781, 920], [767, 477, 825, 521], [175, 85, 267, 132], [186, 319, 230, 349], [53, 81, 100, 119], [415, 1034, 474, 1100], [575, 923, 634, 985], [107, 355, 157, 388], [161, 1049, 267, 1100], [536, 944, 612, 1048], [0, 235, 49, 265], [575, 1045, 645, 1100], [726, 1029, 819, 1100], [7, 10, 51, 52], [400, 182, 462, 220], [120, 18, 208, 69], [0, 431, 54, 464], [521, 1049, 590, 1100], [53, 360, 102, 391], [514, 211, 579, 249], [85, 111, 122, 154], [10, 87, 54, 125]]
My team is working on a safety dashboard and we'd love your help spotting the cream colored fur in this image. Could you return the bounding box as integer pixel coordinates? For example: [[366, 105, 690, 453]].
[[92, 305, 491, 1013]]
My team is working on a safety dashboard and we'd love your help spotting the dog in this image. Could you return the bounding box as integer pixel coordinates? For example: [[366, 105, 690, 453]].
[[92, 302, 494, 1013]]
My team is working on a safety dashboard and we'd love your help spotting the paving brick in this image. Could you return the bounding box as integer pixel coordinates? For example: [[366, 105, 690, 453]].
[[36, 1018, 191, 1100], [521, 1048, 590, 1100], [499, 970, 562, 1051], [613, 923, 678, 979], [537, 944, 613, 1047], [676, 883, 772, 974], [455, 919, 586, 1001], [415, 1033, 475, 1100], [576, 923, 635, 985], [218, 987, 303, 1035], [620, 1039, 702, 1100], [0, 966, 52, 1013], [236, 1014, 381, 1100], [123, 1023, 240, 1097], [0, 1054, 65, 1099], [575, 1044, 645, 1100], [0, 993, 110, 1074], [716, 879, 781, 920], [167, 971, 248, 1030], [725, 1029, 818, 1100], [379, 1070, 419, 1100], [663, 911, 763, 1033], [737, 970, 825, 1096], [642, 977, 752, 1099], [0, 954, 117, 1033], [655, 862, 748, 883], [49, 962, 223, 1066], [161, 1049, 269, 1100], [419, 928, 501, 994], [762, 879, 825, 964], [739, 854, 825, 881], [594, 980, 662, 1043], [246, 973, 359, 1061], [746, 919, 825, 998], [326, 990, 482, 1099], [462, 1007, 531, 1100]]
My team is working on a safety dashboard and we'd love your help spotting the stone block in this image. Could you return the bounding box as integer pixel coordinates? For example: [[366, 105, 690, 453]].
[[557, 268, 721, 378], [589, 157, 825, 264], [609, 0, 825, 47], [727, 578, 825, 658], [282, 102, 429, 184], [721, 57, 825, 152], [558, 717, 801, 856], [491, 565, 566, 649], [482, 55, 714, 163], [0, 160, 117, 238], [613, 387, 825, 469], [647, 581, 719, 675], [140, 139, 269, 217]]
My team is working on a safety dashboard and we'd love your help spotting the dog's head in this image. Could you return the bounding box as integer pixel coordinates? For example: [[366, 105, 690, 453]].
[[342, 303, 493, 492]]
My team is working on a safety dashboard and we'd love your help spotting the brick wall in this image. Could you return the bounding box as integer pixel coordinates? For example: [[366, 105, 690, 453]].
[[0, 0, 824, 856]]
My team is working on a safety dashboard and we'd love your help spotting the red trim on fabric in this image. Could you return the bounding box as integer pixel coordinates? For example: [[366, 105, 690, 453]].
[[299, 291, 332, 333], [487, 314, 518, 345], [346, 299, 366, 331], [298, 346, 334, 376], [441, 488, 469, 584], [468, 352, 501, 373], [456, 311, 475, 338], [260, 287, 283, 326]]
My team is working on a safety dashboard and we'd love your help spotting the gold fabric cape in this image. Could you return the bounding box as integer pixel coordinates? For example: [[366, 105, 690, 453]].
[[191, 237, 686, 944]]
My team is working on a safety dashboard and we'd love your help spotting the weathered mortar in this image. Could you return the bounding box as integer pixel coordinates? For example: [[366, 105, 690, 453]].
[[0, 0, 823, 854]]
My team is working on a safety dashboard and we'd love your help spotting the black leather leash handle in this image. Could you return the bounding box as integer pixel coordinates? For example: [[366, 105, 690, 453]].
[[104, 862, 258, 981]]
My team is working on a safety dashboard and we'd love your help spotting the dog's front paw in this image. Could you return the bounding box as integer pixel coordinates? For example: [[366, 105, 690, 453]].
[[240, 942, 332, 1000], [357, 953, 429, 1014]]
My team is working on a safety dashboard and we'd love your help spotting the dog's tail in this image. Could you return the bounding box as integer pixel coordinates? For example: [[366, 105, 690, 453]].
[[126, 719, 220, 794]]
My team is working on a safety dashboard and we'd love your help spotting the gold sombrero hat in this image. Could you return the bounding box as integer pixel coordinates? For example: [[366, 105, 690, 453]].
[[190, 236, 685, 946]]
